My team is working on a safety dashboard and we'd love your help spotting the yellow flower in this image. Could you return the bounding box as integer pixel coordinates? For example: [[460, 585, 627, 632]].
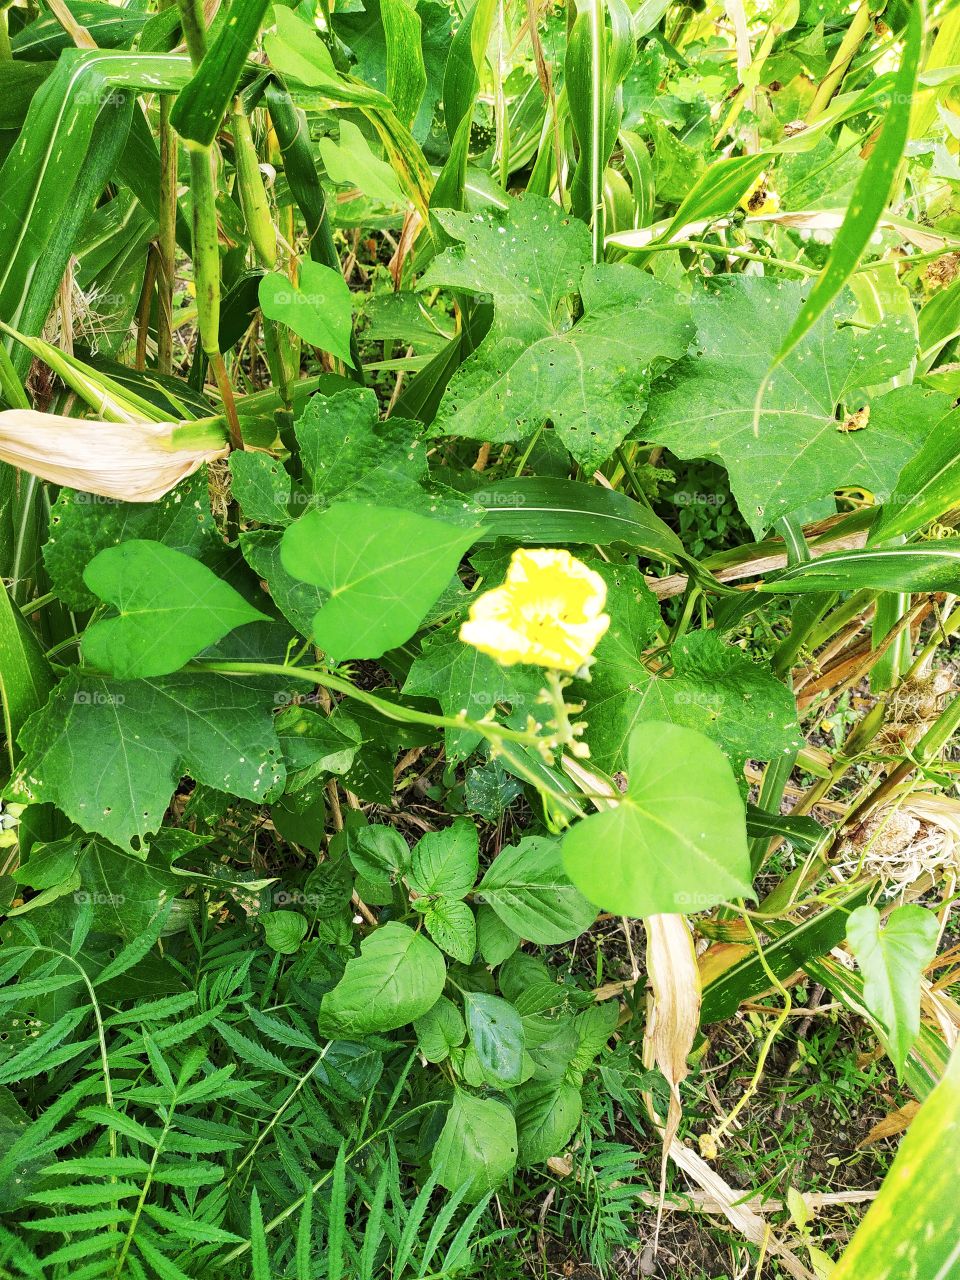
[[740, 173, 781, 217], [459, 548, 610, 674]]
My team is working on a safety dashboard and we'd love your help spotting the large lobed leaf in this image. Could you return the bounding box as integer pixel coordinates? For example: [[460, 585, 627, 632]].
[[11, 670, 286, 852], [642, 276, 935, 537], [423, 195, 694, 471]]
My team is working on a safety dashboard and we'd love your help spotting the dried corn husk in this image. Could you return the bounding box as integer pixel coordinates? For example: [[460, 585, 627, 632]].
[[0, 410, 229, 502]]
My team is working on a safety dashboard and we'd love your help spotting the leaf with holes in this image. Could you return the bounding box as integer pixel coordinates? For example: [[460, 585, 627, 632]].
[[423, 195, 693, 471], [642, 276, 932, 537]]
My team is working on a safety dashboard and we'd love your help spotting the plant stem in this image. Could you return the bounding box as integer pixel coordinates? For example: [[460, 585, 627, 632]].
[[191, 659, 549, 750], [176, 0, 207, 65], [157, 93, 178, 376], [806, 0, 872, 122]]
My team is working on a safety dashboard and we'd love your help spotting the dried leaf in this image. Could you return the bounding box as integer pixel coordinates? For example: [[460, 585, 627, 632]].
[[858, 1100, 920, 1148], [0, 410, 229, 502]]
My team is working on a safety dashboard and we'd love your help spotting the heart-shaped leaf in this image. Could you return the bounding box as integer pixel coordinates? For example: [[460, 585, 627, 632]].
[[259, 258, 355, 366], [847, 904, 939, 1079], [281, 503, 480, 660], [562, 721, 752, 916], [81, 540, 267, 680]]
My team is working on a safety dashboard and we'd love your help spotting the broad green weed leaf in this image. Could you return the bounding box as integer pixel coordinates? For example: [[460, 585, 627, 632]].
[[847, 904, 939, 1079], [319, 921, 446, 1033], [280, 503, 481, 660], [409, 819, 479, 897], [476, 905, 519, 965], [414, 995, 466, 1063], [295, 388, 468, 518], [431, 1091, 517, 1198], [261, 910, 308, 955], [348, 823, 410, 892], [276, 705, 361, 792], [259, 259, 355, 366], [516, 1079, 581, 1166], [43, 471, 219, 611], [420, 897, 476, 963], [240, 529, 327, 637], [464, 991, 524, 1085], [81, 541, 267, 680], [229, 452, 291, 526], [11, 670, 285, 852], [562, 722, 752, 917], [318, 119, 404, 205], [643, 276, 928, 537], [476, 836, 596, 944]]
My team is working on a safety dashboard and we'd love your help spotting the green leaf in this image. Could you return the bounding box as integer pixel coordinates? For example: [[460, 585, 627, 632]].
[[772, 0, 924, 364], [464, 991, 524, 1085], [476, 836, 596, 944], [81, 541, 266, 680], [0, 577, 55, 774], [348, 823, 410, 890], [414, 995, 466, 1062], [516, 1079, 582, 1166], [17, 835, 180, 939], [295, 388, 442, 513], [431, 1091, 517, 1199], [403, 621, 544, 762], [476, 905, 519, 965], [240, 529, 327, 637], [562, 722, 752, 917], [643, 277, 927, 537], [571, 561, 662, 773], [831, 1043, 960, 1280], [473, 476, 683, 562], [259, 260, 355, 366], [631, 630, 802, 773], [280, 503, 480, 660], [872, 403, 960, 540], [847, 904, 939, 1079], [421, 897, 476, 963], [44, 471, 220, 612], [424, 195, 693, 470], [230, 452, 292, 526], [277, 705, 361, 791], [169, 0, 271, 146], [318, 119, 404, 205], [319, 921, 446, 1034], [261, 910, 309, 955], [11, 670, 285, 852], [759, 539, 960, 596], [409, 818, 479, 898]]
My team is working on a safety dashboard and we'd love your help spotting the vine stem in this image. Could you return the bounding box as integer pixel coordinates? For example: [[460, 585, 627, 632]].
[[703, 906, 792, 1152], [191, 659, 551, 750]]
